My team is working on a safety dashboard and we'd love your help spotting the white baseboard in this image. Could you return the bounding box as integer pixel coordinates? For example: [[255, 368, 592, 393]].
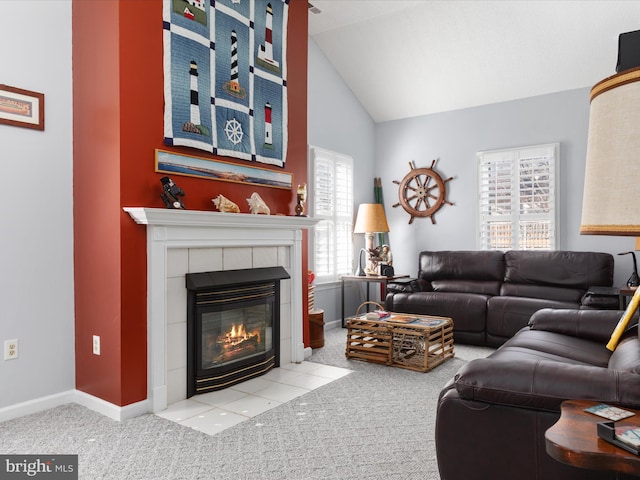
[[0, 390, 75, 423], [325, 319, 341, 330], [0, 390, 151, 423], [73, 391, 150, 421]]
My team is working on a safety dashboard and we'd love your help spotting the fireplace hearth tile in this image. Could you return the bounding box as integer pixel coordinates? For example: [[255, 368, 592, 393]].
[[277, 373, 335, 390], [228, 376, 274, 395], [262, 367, 304, 384], [221, 394, 282, 418], [252, 383, 309, 403], [156, 399, 212, 423], [306, 364, 353, 380], [279, 361, 325, 374], [157, 361, 352, 436], [178, 408, 247, 435], [195, 387, 248, 408]]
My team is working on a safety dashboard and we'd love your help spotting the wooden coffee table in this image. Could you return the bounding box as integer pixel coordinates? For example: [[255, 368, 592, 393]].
[[545, 399, 640, 476], [345, 313, 454, 372]]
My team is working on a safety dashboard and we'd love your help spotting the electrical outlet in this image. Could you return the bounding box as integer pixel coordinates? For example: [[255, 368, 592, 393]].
[[92, 335, 100, 355], [4, 339, 18, 360]]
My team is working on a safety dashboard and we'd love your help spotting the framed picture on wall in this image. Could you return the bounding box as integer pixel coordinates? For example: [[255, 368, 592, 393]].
[[0, 84, 45, 131], [155, 149, 293, 190]]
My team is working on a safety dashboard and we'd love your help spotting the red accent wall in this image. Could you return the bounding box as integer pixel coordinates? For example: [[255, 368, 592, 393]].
[[73, 0, 308, 406]]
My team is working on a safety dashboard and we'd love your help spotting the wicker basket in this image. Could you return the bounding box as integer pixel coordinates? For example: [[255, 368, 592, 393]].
[[345, 302, 392, 365], [345, 302, 454, 372], [390, 319, 454, 372]]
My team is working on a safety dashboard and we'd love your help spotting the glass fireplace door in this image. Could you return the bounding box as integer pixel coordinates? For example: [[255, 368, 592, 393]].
[[199, 299, 274, 372]]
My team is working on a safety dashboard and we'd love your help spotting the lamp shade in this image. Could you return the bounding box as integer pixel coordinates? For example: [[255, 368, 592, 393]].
[[353, 203, 390, 233], [581, 67, 640, 236]]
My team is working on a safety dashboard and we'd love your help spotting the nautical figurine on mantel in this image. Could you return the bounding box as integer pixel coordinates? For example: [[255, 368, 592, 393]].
[[160, 176, 185, 209], [212, 194, 241, 213], [247, 192, 271, 215]]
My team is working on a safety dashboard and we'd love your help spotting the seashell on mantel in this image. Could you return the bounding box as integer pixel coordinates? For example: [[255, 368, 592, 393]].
[[212, 194, 240, 213], [247, 192, 271, 215]]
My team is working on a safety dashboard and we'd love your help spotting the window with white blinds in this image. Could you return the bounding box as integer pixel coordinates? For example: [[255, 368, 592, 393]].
[[309, 147, 354, 283], [477, 143, 558, 251]]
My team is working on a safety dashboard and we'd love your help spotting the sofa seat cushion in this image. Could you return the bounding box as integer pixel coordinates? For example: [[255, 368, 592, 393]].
[[489, 328, 612, 368], [432, 279, 501, 296], [386, 291, 488, 333], [487, 296, 578, 343]]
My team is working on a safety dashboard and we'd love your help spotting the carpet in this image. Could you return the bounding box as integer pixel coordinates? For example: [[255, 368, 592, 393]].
[[0, 328, 493, 479]]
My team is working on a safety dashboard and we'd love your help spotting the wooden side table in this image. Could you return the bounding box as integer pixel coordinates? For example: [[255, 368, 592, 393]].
[[545, 399, 640, 476], [620, 286, 638, 309]]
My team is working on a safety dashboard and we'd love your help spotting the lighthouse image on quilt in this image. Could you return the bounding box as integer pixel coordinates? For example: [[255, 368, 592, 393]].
[[256, 3, 280, 73]]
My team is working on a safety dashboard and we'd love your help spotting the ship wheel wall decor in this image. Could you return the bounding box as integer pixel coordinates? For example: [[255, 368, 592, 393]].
[[393, 159, 454, 224]]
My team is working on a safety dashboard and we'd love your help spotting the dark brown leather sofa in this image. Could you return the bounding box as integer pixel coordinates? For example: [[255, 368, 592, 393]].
[[436, 308, 640, 480], [385, 250, 616, 347]]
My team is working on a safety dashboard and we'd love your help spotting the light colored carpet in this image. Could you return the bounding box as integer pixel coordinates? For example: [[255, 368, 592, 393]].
[[0, 327, 493, 479]]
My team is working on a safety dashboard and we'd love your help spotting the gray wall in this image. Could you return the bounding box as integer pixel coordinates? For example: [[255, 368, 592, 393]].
[[307, 38, 378, 324], [0, 0, 75, 410], [375, 88, 632, 287]]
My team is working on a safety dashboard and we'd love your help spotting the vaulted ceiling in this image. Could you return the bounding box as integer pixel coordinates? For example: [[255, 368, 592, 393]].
[[308, 1, 640, 123]]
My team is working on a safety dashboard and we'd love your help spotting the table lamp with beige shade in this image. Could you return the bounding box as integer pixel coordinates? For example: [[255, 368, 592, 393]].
[[580, 66, 640, 350], [353, 203, 390, 276]]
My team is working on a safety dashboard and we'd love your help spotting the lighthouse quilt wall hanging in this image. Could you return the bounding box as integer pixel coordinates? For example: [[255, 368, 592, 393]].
[[163, 0, 288, 167]]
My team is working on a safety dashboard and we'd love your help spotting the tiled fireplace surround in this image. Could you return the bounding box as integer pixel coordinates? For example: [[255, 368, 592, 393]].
[[125, 208, 319, 414]]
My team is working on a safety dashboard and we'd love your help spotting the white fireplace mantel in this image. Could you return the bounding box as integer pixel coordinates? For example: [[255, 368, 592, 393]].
[[124, 207, 320, 230], [124, 207, 319, 413]]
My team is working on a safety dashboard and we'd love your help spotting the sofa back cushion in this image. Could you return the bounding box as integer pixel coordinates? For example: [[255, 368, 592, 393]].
[[418, 251, 504, 295], [608, 325, 640, 374], [504, 250, 614, 290], [500, 283, 583, 303]]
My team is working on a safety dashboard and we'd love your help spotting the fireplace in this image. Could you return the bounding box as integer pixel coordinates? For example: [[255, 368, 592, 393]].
[[186, 267, 289, 396], [123, 207, 319, 413]]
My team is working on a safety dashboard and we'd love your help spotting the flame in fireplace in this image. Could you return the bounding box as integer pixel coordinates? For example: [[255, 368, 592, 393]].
[[220, 323, 261, 348], [229, 323, 247, 343], [225, 323, 260, 345], [203, 321, 266, 367]]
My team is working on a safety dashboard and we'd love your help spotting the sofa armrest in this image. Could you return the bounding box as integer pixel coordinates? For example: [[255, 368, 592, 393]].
[[454, 357, 640, 412], [527, 308, 623, 343], [581, 286, 620, 309], [386, 277, 420, 294]]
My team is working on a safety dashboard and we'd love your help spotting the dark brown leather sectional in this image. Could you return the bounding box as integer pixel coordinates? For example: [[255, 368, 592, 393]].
[[385, 250, 617, 347], [436, 308, 640, 480]]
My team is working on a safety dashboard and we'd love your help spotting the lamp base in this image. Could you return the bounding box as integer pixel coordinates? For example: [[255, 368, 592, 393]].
[[354, 248, 366, 276]]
